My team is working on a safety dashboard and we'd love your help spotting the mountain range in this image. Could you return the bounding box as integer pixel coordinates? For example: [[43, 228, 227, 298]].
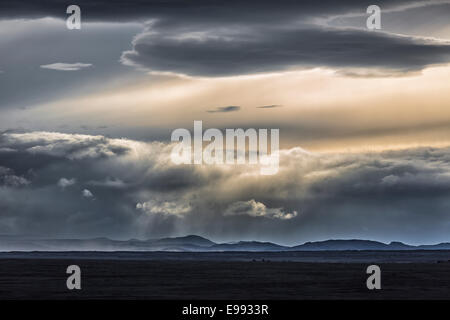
[[1, 235, 450, 252]]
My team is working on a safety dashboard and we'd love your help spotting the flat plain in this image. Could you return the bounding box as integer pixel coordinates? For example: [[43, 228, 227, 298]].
[[0, 251, 449, 299]]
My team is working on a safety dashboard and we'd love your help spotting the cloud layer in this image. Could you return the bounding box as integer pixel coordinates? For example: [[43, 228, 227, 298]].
[[1, 131, 450, 244]]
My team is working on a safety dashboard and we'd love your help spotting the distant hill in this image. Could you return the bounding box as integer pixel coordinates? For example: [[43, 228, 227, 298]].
[[0, 234, 449, 252], [150, 235, 216, 247], [290, 239, 416, 251], [417, 243, 450, 250], [210, 241, 288, 252]]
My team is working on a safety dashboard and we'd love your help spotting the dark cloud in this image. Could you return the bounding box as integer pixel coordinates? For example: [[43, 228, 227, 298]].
[[1, 131, 450, 244], [88, 0, 450, 76], [207, 106, 241, 113], [122, 25, 450, 76], [2, 0, 449, 78], [0, 0, 413, 22], [0, 166, 30, 187]]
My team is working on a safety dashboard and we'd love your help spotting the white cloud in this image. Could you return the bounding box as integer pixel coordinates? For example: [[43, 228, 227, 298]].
[[224, 199, 298, 220], [82, 189, 94, 198], [4, 131, 132, 159], [57, 177, 76, 188], [136, 199, 191, 217], [40, 63, 92, 71]]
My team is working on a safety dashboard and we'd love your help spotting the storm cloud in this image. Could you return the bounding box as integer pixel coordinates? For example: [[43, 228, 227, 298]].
[[0, 0, 415, 22], [121, 24, 450, 76], [1, 131, 450, 244], [1, 0, 450, 78]]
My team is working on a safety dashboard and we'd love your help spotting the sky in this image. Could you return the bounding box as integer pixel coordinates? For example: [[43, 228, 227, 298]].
[[1, 0, 450, 245]]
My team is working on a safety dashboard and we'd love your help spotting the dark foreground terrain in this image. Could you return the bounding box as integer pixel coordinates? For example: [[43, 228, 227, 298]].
[[0, 251, 449, 299]]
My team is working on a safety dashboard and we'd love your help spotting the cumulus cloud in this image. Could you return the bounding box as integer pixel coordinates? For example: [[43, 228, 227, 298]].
[[225, 199, 297, 220], [0, 166, 30, 187], [136, 199, 192, 217], [2, 132, 130, 159], [40, 63, 93, 71], [1, 130, 450, 244], [82, 189, 94, 198]]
